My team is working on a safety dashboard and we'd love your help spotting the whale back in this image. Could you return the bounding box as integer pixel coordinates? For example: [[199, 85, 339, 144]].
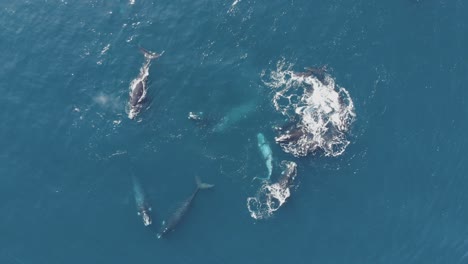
[[130, 81, 144, 106]]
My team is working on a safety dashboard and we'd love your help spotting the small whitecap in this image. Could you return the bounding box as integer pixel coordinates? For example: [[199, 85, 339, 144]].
[[100, 44, 110, 55]]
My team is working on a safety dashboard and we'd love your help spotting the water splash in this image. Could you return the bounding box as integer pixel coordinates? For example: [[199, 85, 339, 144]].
[[263, 60, 356, 157], [247, 161, 297, 219]]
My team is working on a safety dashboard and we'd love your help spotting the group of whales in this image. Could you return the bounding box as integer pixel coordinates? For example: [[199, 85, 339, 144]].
[[126, 48, 327, 233], [127, 48, 215, 238], [133, 174, 214, 238]]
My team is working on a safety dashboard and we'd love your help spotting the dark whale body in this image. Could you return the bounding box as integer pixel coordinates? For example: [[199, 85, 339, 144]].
[[127, 48, 163, 119], [294, 66, 328, 84], [130, 80, 145, 107], [277, 161, 297, 189]]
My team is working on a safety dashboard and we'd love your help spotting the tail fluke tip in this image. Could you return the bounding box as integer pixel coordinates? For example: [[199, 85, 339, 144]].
[[139, 47, 164, 60]]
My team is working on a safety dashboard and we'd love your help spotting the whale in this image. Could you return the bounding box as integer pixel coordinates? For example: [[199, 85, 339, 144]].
[[157, 177, 214, 238], [132, 175, 152, 226], [277, 160, 297, 189], [127, 48, 164, 119], [275, 124, 319, 154], [212, 101, 256, 132], [254, 133, 273, 181], [275, 127, 304, 144]]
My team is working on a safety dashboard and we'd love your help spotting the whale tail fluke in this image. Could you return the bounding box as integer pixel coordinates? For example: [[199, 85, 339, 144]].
[[139, 47, 164, 60], [195, 176, 214, 190]]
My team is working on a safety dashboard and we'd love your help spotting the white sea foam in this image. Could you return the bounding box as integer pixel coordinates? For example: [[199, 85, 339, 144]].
[[247, 161, 297, 219], [228, 0, 241, 14], [100, 44, 110, 55], [263, 60, 356, 157]]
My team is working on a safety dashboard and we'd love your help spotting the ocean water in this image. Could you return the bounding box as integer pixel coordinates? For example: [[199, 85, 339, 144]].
[[1, 0, 468, 263]]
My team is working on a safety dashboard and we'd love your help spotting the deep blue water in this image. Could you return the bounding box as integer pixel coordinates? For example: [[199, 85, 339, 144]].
[[2, 0, 468, 263]]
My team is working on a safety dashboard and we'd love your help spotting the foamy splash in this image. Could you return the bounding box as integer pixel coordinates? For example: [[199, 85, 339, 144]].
[[263, 60, 356, 157], [247, 161, 297, 219]]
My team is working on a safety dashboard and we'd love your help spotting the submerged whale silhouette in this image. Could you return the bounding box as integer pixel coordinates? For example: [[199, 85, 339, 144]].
[[294, 66, 328, 84]]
